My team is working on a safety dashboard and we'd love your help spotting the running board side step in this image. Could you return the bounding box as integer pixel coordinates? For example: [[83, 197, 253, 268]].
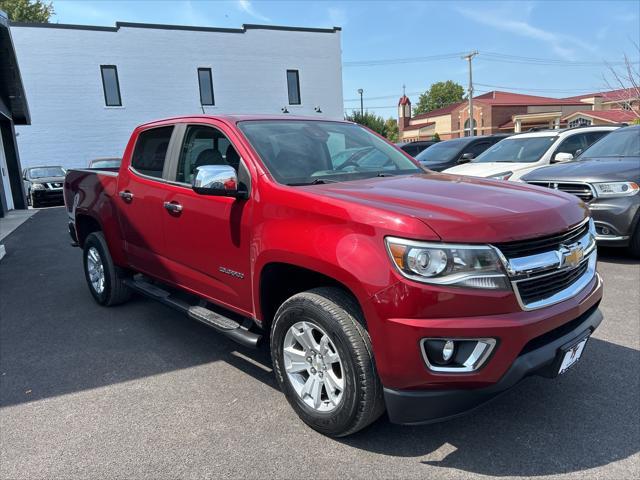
[[123, 277, 262, 348]]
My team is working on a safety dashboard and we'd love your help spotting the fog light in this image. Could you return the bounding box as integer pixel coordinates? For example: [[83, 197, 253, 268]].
[[442, 340, 455, 362], [421, 338, 497, 373], [602, 227, 610, 235]]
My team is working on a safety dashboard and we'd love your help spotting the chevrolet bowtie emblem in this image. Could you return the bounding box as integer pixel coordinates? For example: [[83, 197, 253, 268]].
[[559, 243, 584, 269]]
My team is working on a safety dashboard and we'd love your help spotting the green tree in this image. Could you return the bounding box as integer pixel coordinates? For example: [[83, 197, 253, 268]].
[[384, 118, 399, 143], [345, 110, 387, 137], [432, 132, 441, 141], [0, 0, 54, 22], [413, 81, 465, 116]]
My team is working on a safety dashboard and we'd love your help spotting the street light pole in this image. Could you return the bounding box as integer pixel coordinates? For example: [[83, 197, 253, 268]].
[[462, 51, 478, 136], [357, 88, 364, 116]]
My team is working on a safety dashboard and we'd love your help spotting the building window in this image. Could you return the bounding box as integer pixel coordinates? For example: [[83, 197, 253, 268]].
[[568, 117, 592, 128], [100, 65, 122, 106], [198, 68, 215, 106], [287, 69, 301, 105]]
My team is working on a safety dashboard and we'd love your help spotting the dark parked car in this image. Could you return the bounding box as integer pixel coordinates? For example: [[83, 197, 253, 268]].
[[523, 125, 640, 256], [415, 134, 510, 171], [88, 157, 121, 169], [396, 140, 438, 157], [22, 165, 66, 208]]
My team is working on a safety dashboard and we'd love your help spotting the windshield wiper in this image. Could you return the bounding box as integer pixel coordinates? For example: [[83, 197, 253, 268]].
[[286, 178, 341, 186]]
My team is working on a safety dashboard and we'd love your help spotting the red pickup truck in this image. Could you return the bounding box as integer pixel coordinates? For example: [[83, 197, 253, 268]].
[[64, 115, 603, 437]]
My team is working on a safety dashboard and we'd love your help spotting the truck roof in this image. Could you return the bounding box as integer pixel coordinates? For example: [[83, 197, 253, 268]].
[[138, 114, 350, 128]]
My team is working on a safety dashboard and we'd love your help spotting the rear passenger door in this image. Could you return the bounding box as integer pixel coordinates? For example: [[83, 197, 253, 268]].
[[117, 125, 178, 277]]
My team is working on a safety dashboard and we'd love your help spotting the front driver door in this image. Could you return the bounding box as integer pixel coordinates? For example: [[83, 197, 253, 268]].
[[160, 122, 254, 315]]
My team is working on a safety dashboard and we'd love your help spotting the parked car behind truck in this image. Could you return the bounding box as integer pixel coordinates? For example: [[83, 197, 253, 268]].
[[23, 165, 66, 208], [444, 126, 617, 180], [64, 115, 603, 437], [523, 125, 640, 256]]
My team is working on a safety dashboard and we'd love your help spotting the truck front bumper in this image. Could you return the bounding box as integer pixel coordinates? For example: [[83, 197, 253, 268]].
[[383, 303, 602, 424]]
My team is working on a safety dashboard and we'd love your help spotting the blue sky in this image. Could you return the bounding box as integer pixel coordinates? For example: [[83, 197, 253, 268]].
[[50, 0, 640, 118]]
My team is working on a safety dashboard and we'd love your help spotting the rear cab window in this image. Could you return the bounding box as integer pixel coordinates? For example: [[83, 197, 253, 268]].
[[130, 126, 175, 179]]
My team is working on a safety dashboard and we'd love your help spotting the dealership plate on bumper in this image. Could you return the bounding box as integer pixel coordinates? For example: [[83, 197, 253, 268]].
[[558, 335, 589, 375]]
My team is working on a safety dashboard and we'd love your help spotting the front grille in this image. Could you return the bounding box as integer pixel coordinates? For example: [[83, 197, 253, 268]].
[[527, 181, 594, 202], [495, 220, 590, 258], [516, 260, 589, 305]]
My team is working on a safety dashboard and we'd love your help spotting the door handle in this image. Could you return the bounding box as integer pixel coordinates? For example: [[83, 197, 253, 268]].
[[119, 190, 134, 202], [163, 201, 183, 213]]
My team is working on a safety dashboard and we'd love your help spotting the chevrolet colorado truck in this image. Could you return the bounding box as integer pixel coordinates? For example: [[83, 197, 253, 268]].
[[64, 115, 603, 437]]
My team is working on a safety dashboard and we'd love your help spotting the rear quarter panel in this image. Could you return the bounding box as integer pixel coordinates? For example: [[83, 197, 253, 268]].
[[64, 169, 127, 266]]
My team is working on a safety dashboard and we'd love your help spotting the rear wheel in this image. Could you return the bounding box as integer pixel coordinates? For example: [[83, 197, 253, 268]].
[[83, 232, 132, 306], [271, 287, 385, 437]]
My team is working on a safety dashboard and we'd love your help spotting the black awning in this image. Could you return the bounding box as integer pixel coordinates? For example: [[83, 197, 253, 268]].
[[0, 10, 30, 125]]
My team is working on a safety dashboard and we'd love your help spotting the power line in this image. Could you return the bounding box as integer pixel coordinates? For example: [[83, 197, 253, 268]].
[[343, 51, 638, 68]]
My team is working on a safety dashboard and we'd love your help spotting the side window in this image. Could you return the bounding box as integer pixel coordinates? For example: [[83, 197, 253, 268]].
[[555, 134, 587, 157], [585, 131, 608, 147], [130, 126, 174, 179], [466, 141, 491, 158], [176, 125, 240, 184]]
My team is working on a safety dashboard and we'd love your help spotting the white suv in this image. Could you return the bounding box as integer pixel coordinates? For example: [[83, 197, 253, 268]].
[[443, 126, 618, 181]]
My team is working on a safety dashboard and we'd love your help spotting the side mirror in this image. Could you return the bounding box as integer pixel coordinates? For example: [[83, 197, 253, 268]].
[[458, 152, 475, 164], [553, 152, 574, 163], [574, 149, 583, 157], [192, 165, 247, 198]]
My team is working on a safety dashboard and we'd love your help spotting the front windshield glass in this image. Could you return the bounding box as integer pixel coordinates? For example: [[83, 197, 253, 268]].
[[28, 166, 66, 178], [238, 120, 422, 185], [580, 128, 640, 159], [473, 136, 556, 163], [414, 141, 463, 163]]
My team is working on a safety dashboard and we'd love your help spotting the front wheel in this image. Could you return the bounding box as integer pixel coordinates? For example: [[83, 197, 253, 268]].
[[271, 287, 385, 437], [83, 232, 132, 306], [630, 222, 640, 258]]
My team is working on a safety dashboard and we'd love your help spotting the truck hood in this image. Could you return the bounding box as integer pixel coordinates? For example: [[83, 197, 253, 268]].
[[522, 157, 640, 183], [303, 173, 587, 243], [443, 161, 539, 178]]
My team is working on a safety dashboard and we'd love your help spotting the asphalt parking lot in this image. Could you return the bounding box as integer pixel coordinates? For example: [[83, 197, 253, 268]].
[[1, 207, 639, 480]]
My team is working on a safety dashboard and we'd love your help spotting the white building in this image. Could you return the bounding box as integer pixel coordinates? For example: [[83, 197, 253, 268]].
[[10, 21, 343, 169]]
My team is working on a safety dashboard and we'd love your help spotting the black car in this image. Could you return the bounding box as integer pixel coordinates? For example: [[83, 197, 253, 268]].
[[415, 134, 510, 171], [522, 125, 640, 256], [396, 140, 438, 157], [22, 165, 66, 208]]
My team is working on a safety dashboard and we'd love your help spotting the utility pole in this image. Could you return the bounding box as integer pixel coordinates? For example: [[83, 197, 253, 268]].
[[462, 51, 478, 136], [357, 88, 364, 116]]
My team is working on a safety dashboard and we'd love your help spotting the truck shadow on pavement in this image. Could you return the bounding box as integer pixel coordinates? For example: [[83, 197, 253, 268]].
[[341, 337, 640, 476], [1, 209, 638, 477]]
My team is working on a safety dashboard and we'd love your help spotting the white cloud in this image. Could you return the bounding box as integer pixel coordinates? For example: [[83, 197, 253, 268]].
[[456, 5, 597, 60], [237, 0, 271, 23]]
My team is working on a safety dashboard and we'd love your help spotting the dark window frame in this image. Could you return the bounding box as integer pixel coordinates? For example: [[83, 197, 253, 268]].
[[100, 65, 122, 107], [197, 68, 215, 106], [286, 69, 301, 105]]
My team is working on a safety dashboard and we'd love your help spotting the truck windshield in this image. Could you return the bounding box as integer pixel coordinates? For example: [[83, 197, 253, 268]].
[[579, 128, 640, 159], [238, 120, 422, 185], [28, 166, 66, 178], [473, 136, 556, 163]]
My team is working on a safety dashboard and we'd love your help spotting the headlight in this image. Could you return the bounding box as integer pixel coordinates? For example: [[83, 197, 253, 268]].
[[488, 171, 513, 181], [385, 237, 509, 289], [31, 183, 45, 190], [593, 182, 639, 198]]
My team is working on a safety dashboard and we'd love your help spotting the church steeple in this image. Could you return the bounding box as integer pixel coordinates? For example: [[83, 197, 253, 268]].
[[398, 85, 411, 131]]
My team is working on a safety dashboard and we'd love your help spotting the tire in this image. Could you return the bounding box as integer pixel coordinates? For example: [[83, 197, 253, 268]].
[[271, 287, 385, 437], [630, 222, 640, 258], [83, 231, 132, 306]]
